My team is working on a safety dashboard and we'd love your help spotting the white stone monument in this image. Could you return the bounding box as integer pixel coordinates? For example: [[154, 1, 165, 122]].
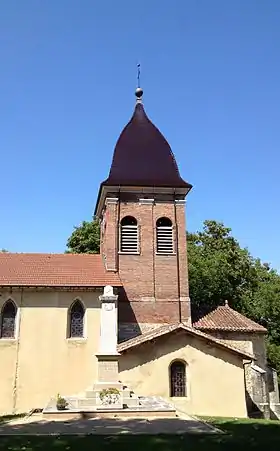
[[95, 286, 122, 408], [98, 285, 119, 355]]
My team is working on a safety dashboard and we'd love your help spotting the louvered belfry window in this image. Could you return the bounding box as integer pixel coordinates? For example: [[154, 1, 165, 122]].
[[156, 217, 173, 254], [120, 216, 138, 253]]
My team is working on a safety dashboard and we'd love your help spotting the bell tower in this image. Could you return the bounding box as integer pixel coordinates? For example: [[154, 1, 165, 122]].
[[95, 87, 192, 340]]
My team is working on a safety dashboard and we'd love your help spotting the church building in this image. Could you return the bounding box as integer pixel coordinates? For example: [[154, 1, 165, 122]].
[[0, 87, 279, 418]]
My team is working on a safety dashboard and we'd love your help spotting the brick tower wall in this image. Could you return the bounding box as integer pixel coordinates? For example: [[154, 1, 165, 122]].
[[102, 196, 191, 341]]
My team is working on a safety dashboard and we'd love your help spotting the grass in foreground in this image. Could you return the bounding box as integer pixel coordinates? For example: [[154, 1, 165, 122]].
[[0, 416, 279, 450]]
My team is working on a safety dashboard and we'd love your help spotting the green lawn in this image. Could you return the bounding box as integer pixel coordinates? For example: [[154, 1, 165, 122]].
[[0, 417, 279, 450]]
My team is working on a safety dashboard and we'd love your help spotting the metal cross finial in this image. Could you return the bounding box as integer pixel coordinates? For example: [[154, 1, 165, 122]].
[[137, 63, 141, 88], [135, 63, 143, 101]]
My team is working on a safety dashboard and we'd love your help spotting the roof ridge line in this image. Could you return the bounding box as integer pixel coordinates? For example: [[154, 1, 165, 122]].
[[117, 322, 255, 359], [0, 252, 101, 256]]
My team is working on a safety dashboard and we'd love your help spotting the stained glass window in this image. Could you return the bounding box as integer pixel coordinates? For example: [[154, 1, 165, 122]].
[[1, 301, 16, 339], [170, 361, 186, 397], [70, 301, 84, 338]]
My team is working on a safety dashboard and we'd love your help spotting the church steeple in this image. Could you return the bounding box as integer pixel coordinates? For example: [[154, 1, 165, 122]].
[[95, 87, 192, 216], [95, 87, 192, 336], [101, 88, 191, 190]]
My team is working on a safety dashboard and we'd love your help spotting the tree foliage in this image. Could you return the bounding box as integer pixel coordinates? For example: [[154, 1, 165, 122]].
[[66, 217, 280, 376], [187, 220, 258, 312], [66, 219, 100, 254], [188, 220, 280, 377]]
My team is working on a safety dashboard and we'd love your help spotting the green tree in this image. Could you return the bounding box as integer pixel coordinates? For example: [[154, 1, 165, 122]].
[[187, 220, 258, 312], [187, 220, 280, 378], [66, 219, 100, 254]]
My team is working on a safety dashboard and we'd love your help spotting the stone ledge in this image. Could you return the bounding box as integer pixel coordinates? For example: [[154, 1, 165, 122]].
[[43, 396, 176, 420], [42, 409, 177, 421]]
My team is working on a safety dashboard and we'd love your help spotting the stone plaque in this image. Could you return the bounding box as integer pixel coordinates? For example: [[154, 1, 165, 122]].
[[103, 285, 114, 297]]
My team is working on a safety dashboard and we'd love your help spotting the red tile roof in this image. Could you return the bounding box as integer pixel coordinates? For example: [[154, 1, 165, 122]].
[[192, 304, 266, 333], [117, 322, 255, 360], [0, 253, 122, 287]]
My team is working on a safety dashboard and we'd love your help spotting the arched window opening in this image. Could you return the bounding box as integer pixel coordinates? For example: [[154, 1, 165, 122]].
[[0, 300, 17, 339], [69, 300, 85, 338], [120, 216, 138, 253], [156, 217, 173, 254], [170, 360, 186, 397]]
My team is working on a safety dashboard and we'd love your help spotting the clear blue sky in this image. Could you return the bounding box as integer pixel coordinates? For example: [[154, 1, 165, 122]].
[[1, 1, 280, 269]]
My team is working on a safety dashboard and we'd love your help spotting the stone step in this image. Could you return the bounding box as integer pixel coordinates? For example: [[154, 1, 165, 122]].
[[85, 391, 97, 399], [43, 408, 177, 421], [124, 396, 140, 408], [43, 395, 176, 419], [83, 387, 140, 409], [85, 387, 135, 399], [78, 398, 98, 409]]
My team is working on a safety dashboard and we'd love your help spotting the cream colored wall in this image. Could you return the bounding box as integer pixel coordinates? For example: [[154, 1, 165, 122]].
[[119, 331, 248, 418], [206, 331, 267, 368], [205, 330, 269, 406], [0, 289, 101, 415], [0, 289, 250, 417]]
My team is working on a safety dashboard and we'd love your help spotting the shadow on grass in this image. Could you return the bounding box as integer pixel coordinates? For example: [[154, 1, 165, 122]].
[[0, 416, 279, 450], [209, 417, 280, 439]]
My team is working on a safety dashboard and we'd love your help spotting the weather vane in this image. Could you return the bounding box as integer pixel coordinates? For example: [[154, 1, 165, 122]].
[[137, 63, 141, 88]]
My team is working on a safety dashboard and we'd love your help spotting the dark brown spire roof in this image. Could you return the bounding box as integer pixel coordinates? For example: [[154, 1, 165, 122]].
[[102, 101, 191, 189]]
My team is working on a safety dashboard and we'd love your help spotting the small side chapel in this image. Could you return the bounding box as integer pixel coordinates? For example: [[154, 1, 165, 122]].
[[0, 86, 279, 418]]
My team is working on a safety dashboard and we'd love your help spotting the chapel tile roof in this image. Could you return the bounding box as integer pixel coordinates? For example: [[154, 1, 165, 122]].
[[192, 303, 266, 333], [0, 253, 121, 287], [117, 322, 255, 360], [101, 100, 192, 190]]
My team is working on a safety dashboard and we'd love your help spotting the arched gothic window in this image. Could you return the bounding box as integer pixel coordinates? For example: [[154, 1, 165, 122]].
[[156, 217, 173, 254], [120, 216, 138, 253], [69, 300, 85, 338], [0, 300, 17, 339], [170, 360, 186, 397]]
